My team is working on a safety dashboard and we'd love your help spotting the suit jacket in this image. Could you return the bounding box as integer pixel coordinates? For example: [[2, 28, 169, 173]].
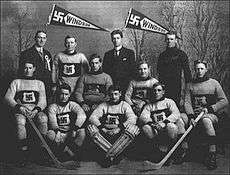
[[103, 46, 136, 92], [18, 45, 53, 95]]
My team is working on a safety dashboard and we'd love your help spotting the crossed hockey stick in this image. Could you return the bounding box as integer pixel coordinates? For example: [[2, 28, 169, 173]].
[[142, 111, 205, 170]]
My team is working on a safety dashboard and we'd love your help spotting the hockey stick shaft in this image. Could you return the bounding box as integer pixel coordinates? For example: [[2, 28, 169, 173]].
[[144, 111, 205, 170], [26, 116, 63, 168]]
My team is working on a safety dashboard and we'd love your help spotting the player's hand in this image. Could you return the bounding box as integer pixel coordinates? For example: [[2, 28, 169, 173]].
[[91, 104, 98, 111], [20, 106, 32, 116], [189, 118, 197, 127], [82, 104, 90, 112], [152, 122, 165, 131], [203, 108, 208, 114], [29, 109, 39, 119], [107, 128, 120, 136]]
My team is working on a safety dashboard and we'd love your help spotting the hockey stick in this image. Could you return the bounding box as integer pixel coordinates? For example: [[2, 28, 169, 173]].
[[26, 115, 79, 169], [143, 111, 205, 170]]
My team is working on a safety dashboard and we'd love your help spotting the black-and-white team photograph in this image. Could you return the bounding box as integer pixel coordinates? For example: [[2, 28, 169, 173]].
[[0, 1, 229, 174]]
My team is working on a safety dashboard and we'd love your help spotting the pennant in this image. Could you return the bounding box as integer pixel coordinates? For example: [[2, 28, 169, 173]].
[[125, 8, 169, 35], [47, 4, 108, 32]]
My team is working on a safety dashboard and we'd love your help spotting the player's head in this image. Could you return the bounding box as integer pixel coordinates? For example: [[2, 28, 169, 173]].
[[111, 30, 123, 48], [165, 31, 178, 48], [108, 85, 122, 104], [137, 60, 150, 79], [23, 59, 36, 77], [35, 30, 47, 47], [151, 82, 165, 101], [57, 83, 71, 105], [194, 59, 208, 78], [64, 35, 77, 52], [89, 54, 102, 72]]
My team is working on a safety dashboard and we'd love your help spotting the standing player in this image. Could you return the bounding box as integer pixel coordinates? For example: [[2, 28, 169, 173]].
[[46, 83, 87, 163], [18, 30, 53, 102], [4, 59, 47, 164], [87, 85, 139, 167], [52, 35, 89, 94], [103, 29, 136, 94], [184, 60, 229, 170], [157, 31, 192, 108], [74, 54, 113, 116], [125, 61, 158, 115], [139, 82, 185, 164]]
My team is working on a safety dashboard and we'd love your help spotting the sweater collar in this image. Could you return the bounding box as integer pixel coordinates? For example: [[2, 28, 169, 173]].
[[192, 74, 209, 83], [63, 50, 77, 55], [89, 68, 103, 75]]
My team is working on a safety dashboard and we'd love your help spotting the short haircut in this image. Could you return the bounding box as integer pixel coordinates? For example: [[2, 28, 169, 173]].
[[89, 53, 102, 63], [194, 59, 208, 68], [108, 84, 121, 93], [136, 60, 149, 68], [35, 30, 46, 39], [64, 35, 76, 43], [58, 83, 71, 93], [152, 82, 165, 91], [111, 29, 123, 38], [165, 30, 179, 40], [23, 59, 36, 67]]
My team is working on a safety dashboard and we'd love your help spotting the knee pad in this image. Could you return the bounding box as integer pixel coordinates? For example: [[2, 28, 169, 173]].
[[17, 123, 27, 140], [106, 125, 139, 158], [166, 123, 178, 139], [202, 114, 218, 124], [142, 124, 158, 139], [15, 113, 26, 126], [87, 124, 112, 152], [74, 128, 86, 146]]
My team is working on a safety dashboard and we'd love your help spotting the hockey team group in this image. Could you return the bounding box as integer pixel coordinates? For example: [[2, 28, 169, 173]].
[[3, 29, 229, 170]]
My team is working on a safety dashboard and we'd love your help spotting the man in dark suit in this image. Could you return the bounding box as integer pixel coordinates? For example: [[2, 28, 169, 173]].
[[18, 30, 53, 102], [103, 30, 136, 94]]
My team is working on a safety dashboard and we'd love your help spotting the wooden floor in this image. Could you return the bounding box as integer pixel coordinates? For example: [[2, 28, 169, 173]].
[[1, 145, 229, 175]]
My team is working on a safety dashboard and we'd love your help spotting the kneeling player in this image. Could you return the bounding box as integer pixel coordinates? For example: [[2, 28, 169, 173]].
[[139, 82, 185, 164], [46, 83, 87, 163], [4, 59, 47, 164], [87, 85, 139, 166]]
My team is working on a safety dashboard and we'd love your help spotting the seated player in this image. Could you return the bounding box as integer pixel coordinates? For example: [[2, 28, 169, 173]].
[[184, 60, 229, 170], [4, 59, 47, 164], [74, 54, 113, 116], [125, 61, 158, 115], [46, 83, 87, 163], [139, 82, 185, 164], [87, 85, 139, 167]]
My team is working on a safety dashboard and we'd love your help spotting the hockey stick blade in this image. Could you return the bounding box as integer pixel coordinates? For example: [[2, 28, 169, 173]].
[[26, 116, 79, 170], [143, 111, 205, 170]]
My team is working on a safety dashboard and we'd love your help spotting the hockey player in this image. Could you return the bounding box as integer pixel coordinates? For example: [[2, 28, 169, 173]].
[[46, 83, 87, 163], [4, 59, 47, 164], [52, 35, 89, 94], [139, 82, 183, 164], [87, 85, 139, 167], [184, 60, 229, 170], [74, 54, 113, 116], [125, 61, 158, 115]]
